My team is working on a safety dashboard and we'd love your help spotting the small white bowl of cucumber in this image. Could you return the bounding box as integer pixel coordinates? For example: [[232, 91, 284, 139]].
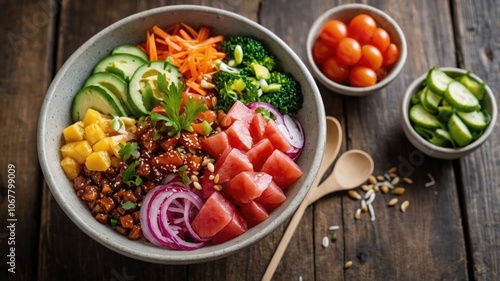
[[401, 67, 497, 159]]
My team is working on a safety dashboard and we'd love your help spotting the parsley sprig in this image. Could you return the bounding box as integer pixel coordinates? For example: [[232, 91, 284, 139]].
[[149, 73, 207, 137]]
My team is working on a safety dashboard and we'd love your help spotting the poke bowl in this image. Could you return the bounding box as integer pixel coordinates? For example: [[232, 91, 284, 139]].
[[37, 5, 325, 264]]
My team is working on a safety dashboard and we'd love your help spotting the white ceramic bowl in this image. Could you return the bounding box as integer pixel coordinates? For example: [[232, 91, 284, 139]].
[[306, 3, 407, 96], [401, 67, 497, 159], [37, 5, 325, 264]]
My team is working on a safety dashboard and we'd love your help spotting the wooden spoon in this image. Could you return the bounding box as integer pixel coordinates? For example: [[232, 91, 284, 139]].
[[262, 118, 374, 281]]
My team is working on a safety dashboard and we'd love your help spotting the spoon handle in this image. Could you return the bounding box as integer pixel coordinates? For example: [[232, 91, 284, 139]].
[[261, 201, 309, 280]]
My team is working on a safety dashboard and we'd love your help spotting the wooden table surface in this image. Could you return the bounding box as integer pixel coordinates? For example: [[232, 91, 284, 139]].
[[0, 0, 498, 280]]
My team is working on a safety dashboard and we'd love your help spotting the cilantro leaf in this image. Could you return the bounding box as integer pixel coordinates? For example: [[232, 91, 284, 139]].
[[154, 72, 208, 137], [123, 160, 142, 186], [118, 142, 140, 162], [122, 201, 137, 211]]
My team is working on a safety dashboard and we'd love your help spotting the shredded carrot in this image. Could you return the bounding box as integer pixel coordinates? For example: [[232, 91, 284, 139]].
[[139, 23, 226, 99]]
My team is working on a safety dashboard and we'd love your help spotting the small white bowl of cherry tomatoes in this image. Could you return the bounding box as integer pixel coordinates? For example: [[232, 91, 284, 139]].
[[306, 3, 407, 96]]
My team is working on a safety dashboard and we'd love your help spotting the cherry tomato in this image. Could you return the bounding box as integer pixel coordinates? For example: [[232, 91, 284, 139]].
[[320, 20, 348, 48], [348, 14, 377, 43], [383, 43, 400, 66], [321, 56, 350, 83], [376, 67, 388, 81], [370, 27, 391, 53], [358, 45, 383, 70], [336, 37, 361, 65], [349, 66, 377, 87], [312, 39, 335, 66]]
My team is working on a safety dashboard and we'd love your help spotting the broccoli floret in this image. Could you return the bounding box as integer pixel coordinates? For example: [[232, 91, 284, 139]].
[[259, 71, 303, 115], [221, 36, 277, 70], [212, 69, 260, 112]]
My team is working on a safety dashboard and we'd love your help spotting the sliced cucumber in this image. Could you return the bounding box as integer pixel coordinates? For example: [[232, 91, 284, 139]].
[[421, 87, 442, 114], [448, 114, 472, 147], [456, 110, 489, 131], [112, 45, 149, 61], [142, 83, 161, 111], [409, 104, 444, 129], [414, 125, 434, 139], [71, 85, 128, 122], [128, 61, 183, 116], [93, 54, 146, 81], [437, 106, 454, 124], [444, 81, 480, 112], [83, 72, 135, 116], [426, 67, 454, 96], [455, 73, 486, 101]]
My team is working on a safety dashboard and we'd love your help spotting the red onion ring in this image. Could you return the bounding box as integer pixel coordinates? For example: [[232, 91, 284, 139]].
[[140, 180, 209, 250]]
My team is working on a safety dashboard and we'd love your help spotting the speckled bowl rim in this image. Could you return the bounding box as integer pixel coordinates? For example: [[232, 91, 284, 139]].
[[400, 67, 497, 159], [305, 3, 407, 96], [37, 5, 325, 264]]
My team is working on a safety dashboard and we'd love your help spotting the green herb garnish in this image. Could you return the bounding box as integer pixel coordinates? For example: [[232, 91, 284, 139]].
[[150, 73, 208, 138], [178, 165, 189, 184], [118, 142, 140, 162], [123, 160, 143, 186], [110, 218, 118, 227], [121, 201, 137, 211]]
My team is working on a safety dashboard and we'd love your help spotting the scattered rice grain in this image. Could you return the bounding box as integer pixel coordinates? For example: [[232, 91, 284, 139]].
[[388, 167, 397, 174], [381, 185, 389, 193], [322, 236, 329, 248], [364, 189, 374, 200], [367, 202, 376, 221], [328, 225, 340, 231], [344, 261, 353, 270], [373, 185, 380, 192], [425, 173, 435, 187], [377, 175, 385, 181], [366, 191, 376, 205], [361, 200, 367, 212], [361, 184, 372, 192]]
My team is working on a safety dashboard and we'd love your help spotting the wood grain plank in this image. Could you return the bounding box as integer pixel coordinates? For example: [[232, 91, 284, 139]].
[[0, 0, 55, 280], [340, 0, 468, 280], [452, 0, 500, 280]]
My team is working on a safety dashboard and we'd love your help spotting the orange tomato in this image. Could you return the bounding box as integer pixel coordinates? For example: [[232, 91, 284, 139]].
[[370, 27, 391, 53], [358, 45, 383, 70], [321, 56, 350, 83], [336, 37, 361, 65], [348, 14, 377, 43], [312, 39, 335, 66], [349, 66, 377, 87], [383, 43, 400, 66], [320, 20, 348, 48]]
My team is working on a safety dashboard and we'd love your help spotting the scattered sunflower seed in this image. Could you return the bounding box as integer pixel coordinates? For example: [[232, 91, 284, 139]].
[[381, 185, 389, 193], [361, 184, 372, 192], [388, 198, 399, 207], [373, 185, 380, 192], [393, 187, 405, 195], [389, 173, 398, 178], [349, 190, 362, 200], [391, 177, 400, 185], [354, 208, 361, 220], [401, 200, 410, 212], [344, 261, 353, 269], [368, 175, 377, 185], [403, 177, 413, 184], [388, 167, 397, 174], [377, 175, 385, 181]]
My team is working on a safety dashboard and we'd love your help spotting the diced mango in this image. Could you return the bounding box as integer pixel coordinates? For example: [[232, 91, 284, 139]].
[[85, 123, 106, 146], [83, 109, 104, 127], [109, 135, 131, 157], [62, 121, 84, 143], [60, 140, 92, 164], [85, 151, 111, 171], [92, 137, 113, 155], [60, 157, 82, 180], [110, 156, 122, 168]]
